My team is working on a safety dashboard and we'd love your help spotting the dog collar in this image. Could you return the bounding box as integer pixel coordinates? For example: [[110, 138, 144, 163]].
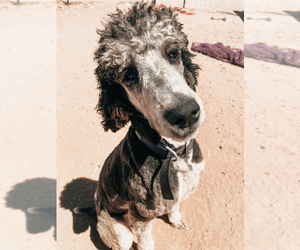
[[135, 130, 194, 200]]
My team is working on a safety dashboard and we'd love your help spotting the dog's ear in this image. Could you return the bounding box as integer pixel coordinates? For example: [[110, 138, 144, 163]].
[[95, 76, 131, 132], [94, 40, 132, 132], [181, 50, 200, 91]]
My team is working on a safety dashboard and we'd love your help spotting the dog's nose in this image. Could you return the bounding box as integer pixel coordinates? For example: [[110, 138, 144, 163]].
[[164, 99, 200, 128]]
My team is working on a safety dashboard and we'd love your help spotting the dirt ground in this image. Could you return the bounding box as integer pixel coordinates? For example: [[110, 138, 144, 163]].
[[0, 0, 298, 249], [1, 1, 56, 249], [244, 1, 300, 249]]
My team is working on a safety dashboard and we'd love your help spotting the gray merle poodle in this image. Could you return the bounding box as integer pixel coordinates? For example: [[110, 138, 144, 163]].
[[77, 1, 206, 249]]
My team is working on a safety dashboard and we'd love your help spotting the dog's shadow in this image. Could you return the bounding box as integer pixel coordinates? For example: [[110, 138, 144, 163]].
[[60, 177, 172, 249], [59, 177, 111, 249], [5, 177, 56, 240]]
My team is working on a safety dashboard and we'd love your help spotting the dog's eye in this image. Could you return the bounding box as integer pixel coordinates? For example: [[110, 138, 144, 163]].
[[167, 51, 179, 62], [124, 69, 138, 87]]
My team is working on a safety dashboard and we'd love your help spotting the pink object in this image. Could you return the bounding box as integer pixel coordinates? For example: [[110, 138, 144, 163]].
[[191, 42, 244, 67], [244, 43, 300, 68]]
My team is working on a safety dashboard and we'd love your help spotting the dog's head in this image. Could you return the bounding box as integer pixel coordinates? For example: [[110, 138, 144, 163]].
[[95, 1, 205, 142]]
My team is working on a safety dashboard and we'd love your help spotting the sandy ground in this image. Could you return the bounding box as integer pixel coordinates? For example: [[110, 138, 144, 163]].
[[0, 1, 56, 249], [0, 0, 298, 249], [244, 1, 300, 249]]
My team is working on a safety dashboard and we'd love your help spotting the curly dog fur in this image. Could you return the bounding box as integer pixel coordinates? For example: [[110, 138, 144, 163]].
[[92, 1, 206, 249]]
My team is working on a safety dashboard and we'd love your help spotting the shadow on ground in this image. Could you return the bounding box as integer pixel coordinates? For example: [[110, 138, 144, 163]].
[[59, 177, 173, 249], [5, 177, 56, 240], [284, 11, 300, 22], [234, 10, 244, 22], [59, 177, 110, 250]]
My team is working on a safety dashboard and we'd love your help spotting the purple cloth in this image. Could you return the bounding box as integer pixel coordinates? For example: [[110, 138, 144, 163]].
[[191, 42, 244, 67], [244, 42, 300, 68]]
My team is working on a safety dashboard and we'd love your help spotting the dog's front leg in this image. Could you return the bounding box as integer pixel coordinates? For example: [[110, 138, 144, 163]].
[[168, 203, 186, 229], [133, 220, 154, 250]]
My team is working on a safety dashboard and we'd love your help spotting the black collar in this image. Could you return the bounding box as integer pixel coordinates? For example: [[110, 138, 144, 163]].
[[135, 130, 194, 200]]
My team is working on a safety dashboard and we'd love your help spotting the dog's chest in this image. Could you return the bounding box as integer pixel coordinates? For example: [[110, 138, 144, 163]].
[[132, 154, 205, 219], [169, 157, 205, 202]]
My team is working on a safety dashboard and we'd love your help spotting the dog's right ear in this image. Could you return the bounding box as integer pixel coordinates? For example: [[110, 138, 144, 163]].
[[94, 75, 131, 132], [94, 40, 132, 132]]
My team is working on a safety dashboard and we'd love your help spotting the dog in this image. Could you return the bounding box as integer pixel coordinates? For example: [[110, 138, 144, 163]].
[[79, 1, 205, 249]]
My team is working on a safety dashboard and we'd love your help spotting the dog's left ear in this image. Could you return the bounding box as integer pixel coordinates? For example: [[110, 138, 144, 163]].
[[181, 50, 200, 91]]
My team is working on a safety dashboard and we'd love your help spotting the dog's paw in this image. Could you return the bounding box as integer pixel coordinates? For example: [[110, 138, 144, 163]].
[[170, 217, 187, 229], [168, 211, 189, 229]]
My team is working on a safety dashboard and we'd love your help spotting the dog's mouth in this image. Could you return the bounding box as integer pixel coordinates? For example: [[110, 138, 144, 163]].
[[164, 119, 201, 142]]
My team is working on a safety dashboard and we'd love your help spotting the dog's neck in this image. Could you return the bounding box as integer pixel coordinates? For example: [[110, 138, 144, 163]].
[[131, 117, 195, 201], [130, 115, 161, 143]]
